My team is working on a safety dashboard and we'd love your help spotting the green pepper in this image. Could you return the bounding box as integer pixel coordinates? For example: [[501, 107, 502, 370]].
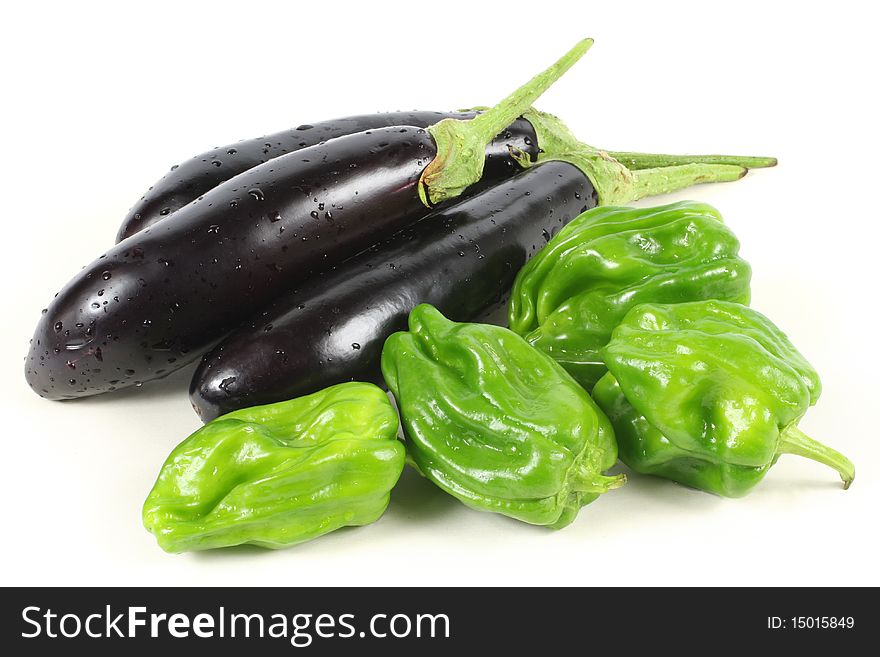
[[591, 300, 855, 496], [508, 201, 751, 389], [143, 382, 404, 552], [381, 304, 624, 529]]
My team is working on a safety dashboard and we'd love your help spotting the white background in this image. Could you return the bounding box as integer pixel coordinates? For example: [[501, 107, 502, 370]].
[[2, 0, 877, 586]]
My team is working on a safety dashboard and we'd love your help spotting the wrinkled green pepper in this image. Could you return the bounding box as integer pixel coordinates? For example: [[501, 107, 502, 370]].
[[143, 382, 404, 552], [592, 300, 855, 496], [508, 201, 751, 389], [381, 304, 624, 529]]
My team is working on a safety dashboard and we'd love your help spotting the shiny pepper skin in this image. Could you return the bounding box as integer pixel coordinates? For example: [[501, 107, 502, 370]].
[[592, 301, 855, 497], [143, 382, 404, 552], [381, 304, 624, 529], [508, 201, 751, 389]]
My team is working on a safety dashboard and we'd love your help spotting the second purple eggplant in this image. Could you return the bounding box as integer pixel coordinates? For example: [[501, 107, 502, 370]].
[[190, 161, 593, 419]]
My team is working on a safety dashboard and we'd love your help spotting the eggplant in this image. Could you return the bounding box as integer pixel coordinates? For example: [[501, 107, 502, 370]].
[[26, 40, 594, 400], [191, 161, 595, 420], [118, 110, 508, 243]]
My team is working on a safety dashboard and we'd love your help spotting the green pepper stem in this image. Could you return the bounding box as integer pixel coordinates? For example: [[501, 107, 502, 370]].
[[420, 38, 594, 206], [570, 470, 627, 494], [607, 151, 777, 170], [778, 425, 855, 490]]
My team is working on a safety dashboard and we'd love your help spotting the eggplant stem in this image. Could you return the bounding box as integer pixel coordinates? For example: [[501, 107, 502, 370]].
[[608, 151, 777, 170], [519, 108, 778, 205], [778, 425, 855, 490], [420, 38, 594, 207], [629, 163, 747, 201], [465, 38, 593, 147]]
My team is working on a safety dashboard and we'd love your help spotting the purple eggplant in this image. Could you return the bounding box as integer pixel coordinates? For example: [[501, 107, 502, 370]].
[[117, 110, 529, 242], [191, 161, 595, 419]]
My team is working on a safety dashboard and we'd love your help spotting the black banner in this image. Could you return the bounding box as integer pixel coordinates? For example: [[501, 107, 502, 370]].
[[1, 587, 869, 653]]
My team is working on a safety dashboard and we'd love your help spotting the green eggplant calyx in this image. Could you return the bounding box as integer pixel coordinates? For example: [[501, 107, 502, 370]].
[[420, 38, 594, 207], [778, 424, 855, 490], [520, 108, 774, 205]]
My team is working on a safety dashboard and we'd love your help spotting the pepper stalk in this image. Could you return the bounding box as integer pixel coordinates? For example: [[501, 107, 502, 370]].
[[779, 425, 855, 490]]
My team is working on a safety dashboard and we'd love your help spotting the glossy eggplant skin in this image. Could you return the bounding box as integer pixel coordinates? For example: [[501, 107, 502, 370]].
[[191, 161, 595, 421], [118, 111, 513, 242], [27, 124, 538, 401]]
